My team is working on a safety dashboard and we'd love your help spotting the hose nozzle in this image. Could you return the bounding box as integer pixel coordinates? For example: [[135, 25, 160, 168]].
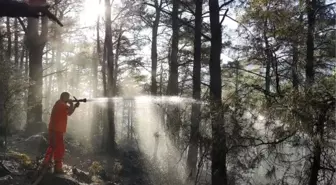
[[69, 97, 87, 103]]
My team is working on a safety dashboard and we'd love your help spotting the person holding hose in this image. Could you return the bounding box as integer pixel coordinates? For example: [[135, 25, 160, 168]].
[[42, 92, 80, 174]]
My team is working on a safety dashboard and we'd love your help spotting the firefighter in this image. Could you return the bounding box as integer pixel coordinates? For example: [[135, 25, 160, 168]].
[[42, 92, 80, 174]]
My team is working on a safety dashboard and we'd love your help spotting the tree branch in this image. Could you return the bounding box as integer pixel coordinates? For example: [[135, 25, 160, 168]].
[[50, 0, 63, 9], [316, 2, 336, 14], [144, 2, 212, 40], [226, 14, 256, 39], [229, 131, 296, 151], [220, 8, 229, 25], [42, 69, 67, 78], [17, 18, 27, 33], [178, 0, 195, 15], [201, 81, 210, 87], [246, 84, 278, 98], [222, 65, 265, 78], [219, 0, 235, 10], [319, 166, 336, 172], [178, 59, 193, 67]]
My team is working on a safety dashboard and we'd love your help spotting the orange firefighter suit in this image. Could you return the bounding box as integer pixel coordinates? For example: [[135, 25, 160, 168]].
[[43, 100, 69, 171]]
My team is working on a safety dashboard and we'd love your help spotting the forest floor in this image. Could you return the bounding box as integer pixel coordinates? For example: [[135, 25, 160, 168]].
[[0, 133, 154, 185]]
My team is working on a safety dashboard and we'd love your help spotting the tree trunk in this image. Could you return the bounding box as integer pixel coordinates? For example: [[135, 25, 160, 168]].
[[14, 18, 19, 67], [94, 17, 100, 98], [272, 57, 280, 95], [46, 47, 53, 110], [113, 30, 122, 96], [167, 0, 179, 96], [0, 30, 6, 136], [187, 0, 202, 180], [43, 47, 49, 121], [20, 46, 25, 71], [25, 17, 48, 135], [209, 0, 227, 185], [291, 44, 299, 89], [53, 7, 64, 94], [306, 1, 320, 185], [105, 0, 116, 153], [6, 17, 11, 61], [25, 49, 29, 77], [263, 19, 271, 98], [150, 0, 162, 95], [166, 0, 180, 141], [50, 39, 56, 98], [159, 61, 163, 95], [102, 44, 107, 96], [91, 16, 100, 149], [291, 13, 303, 91], [56, 38, 63, 93], [305, 0, 316, 86], [309, 107, 327, 185]]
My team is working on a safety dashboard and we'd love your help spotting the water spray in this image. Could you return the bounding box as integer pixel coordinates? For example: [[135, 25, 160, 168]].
[[70, 96, 206, 105]]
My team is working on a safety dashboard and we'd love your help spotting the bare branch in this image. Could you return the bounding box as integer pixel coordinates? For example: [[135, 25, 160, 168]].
[[320, 166, 336, 172], [42, 69, 67, 78], [229, 131, 297, 151], [226, 14, 256, 39], [144, 2, 212, 40], [201, 81, 210, 87], [178, 0, 195, 15], [219, 0, 235, 10], [17, 18, 27, 33], [222, 65, 265, 78], [316, 2, 336, 14], [220, 8, 229, 25]]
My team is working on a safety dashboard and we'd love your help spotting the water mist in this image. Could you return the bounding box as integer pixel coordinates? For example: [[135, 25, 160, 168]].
[[82, 77, 201, 183], [120, 78, 189, 182]]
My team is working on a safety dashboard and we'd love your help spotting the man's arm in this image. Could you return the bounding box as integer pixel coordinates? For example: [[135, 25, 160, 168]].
[[67, 102, 76, 116]]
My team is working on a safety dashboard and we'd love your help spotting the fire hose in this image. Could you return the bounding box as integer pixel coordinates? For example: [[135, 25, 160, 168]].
[[69, 96, 87, 103]]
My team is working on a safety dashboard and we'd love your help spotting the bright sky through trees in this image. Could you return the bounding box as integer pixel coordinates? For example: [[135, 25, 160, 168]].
[[80, 0, 105, 26], [79, 0, 238, 63]]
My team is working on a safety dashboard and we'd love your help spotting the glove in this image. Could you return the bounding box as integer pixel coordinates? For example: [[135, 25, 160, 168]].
[[68, 100, 74, 106], [75, 102, 80, 108]]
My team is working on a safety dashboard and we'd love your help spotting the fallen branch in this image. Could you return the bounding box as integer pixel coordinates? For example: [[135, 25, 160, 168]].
[[42, 69, 67, 78], [0, 162, 11, 175]]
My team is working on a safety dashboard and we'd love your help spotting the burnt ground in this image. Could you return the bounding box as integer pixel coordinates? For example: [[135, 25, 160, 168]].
[[0, 133, 154, 185]]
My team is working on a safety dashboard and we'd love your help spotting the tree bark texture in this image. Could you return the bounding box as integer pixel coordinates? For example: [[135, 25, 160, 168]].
[[25, 17, 48, 135], [104, 0, 116, 153], [166, 0, 180, 142], [187, 0, 202, 180], [150, 0, 162, 95], [209, 0, 227, 184]]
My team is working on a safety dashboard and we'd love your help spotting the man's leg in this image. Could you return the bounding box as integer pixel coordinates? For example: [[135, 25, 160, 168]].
[[53, 132, 64, 173], [42, 131, 55, 165], [42, 147, 52, 165]]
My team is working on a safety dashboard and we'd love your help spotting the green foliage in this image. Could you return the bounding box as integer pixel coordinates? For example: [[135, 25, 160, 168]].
[[0, 59, 29, 134], [8, 150, 33, 169], [88, 161, 103, 176]]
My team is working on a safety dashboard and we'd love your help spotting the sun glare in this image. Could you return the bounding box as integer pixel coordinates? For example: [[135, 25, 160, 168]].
[[80, 0, 105, 25]]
